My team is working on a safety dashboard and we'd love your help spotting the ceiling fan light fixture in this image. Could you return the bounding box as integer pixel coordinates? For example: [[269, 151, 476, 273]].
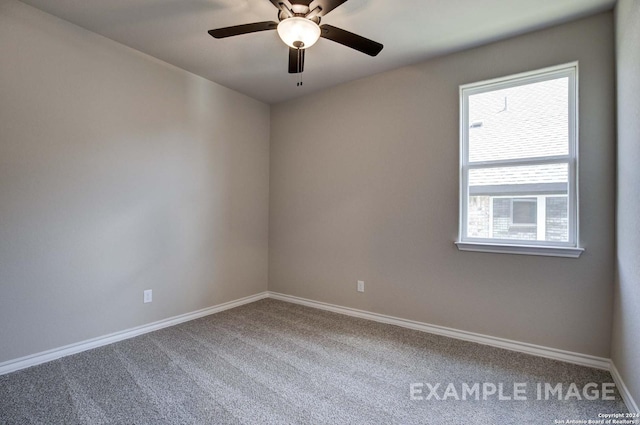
[[277, 17, 321, 49]]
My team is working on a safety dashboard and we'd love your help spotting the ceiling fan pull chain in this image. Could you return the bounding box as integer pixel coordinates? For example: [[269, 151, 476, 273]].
[[297, 48, 303, 87]]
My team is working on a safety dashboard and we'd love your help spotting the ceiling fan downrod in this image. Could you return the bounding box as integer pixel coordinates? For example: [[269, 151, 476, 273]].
[[294, 41, 304, 86]]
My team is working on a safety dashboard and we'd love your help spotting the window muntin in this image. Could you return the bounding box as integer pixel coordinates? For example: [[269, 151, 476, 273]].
[[458, 63, 579, 253]]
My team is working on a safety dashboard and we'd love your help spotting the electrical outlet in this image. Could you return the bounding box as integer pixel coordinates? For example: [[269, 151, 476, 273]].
[[357, 280, 365, 293], [143, 289, 152, 303]]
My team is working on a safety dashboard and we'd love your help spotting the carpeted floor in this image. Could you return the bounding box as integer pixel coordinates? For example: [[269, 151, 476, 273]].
[[0, 299, 629, 424]]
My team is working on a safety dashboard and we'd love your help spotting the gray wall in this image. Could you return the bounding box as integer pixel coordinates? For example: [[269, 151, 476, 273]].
[[0, 0, 270, 363], [0, 0, 622, 374], [613, 0, 640, 408], [270, 13, 616, 357]]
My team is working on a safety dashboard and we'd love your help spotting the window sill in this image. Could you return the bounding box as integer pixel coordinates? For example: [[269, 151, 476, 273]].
[[455, 241, 584, 258]]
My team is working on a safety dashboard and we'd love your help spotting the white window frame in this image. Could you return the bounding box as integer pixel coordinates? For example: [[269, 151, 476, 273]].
[[455, 62, 583, 258]]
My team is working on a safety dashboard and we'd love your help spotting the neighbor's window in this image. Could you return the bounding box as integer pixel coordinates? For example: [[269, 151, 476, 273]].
[[511, 198, 537, 226], [456, 63, 583, 258]]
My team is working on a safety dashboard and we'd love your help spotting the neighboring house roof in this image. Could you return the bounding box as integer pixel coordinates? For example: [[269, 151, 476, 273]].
[[469, 164, 568, 186], [468, 77, 569, 192]]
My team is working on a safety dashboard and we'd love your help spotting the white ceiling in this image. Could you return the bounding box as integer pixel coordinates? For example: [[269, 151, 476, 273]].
[[19, 0, 615, 104]]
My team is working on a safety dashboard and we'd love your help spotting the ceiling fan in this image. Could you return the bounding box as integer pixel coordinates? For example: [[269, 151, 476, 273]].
[[208, 0, 383, 76]]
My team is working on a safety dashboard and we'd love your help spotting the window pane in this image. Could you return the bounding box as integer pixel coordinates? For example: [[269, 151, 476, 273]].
[[467, 195, 569, 242], [466, 164, 569, 242], [468, 77, 569, 163]]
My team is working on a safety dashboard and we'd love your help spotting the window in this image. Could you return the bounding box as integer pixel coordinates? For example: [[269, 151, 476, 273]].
[[511, 198, 537, 226], [456, 63, 583, 258]]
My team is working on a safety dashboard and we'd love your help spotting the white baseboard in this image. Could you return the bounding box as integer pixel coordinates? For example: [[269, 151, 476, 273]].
[[267, 291, 611, 371], [611, 362, 640, 414], [0, 291, 268, 376]]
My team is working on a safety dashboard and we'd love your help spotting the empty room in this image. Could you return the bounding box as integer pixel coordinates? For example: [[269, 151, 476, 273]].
[[1, 0, 639, 423]]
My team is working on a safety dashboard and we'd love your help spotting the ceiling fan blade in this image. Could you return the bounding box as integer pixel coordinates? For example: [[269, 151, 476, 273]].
[[269, 0, 294, 18], [320, 24, 383, 56], [288, 47, 305, 73], [289, 0, 312, 6], [312, 0, 348, 17], [269, 0, 292, 9], [208, 21, 278, 39]]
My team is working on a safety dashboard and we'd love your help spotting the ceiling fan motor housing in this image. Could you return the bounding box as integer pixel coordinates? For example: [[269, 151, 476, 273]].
[[278, 2, 322, 23]]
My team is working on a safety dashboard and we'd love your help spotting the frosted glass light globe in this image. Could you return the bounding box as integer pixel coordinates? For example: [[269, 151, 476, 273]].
[[277, 17, 321, 49]]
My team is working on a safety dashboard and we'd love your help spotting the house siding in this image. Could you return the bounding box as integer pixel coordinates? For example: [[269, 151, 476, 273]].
[[546, 196, 569, 241]]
